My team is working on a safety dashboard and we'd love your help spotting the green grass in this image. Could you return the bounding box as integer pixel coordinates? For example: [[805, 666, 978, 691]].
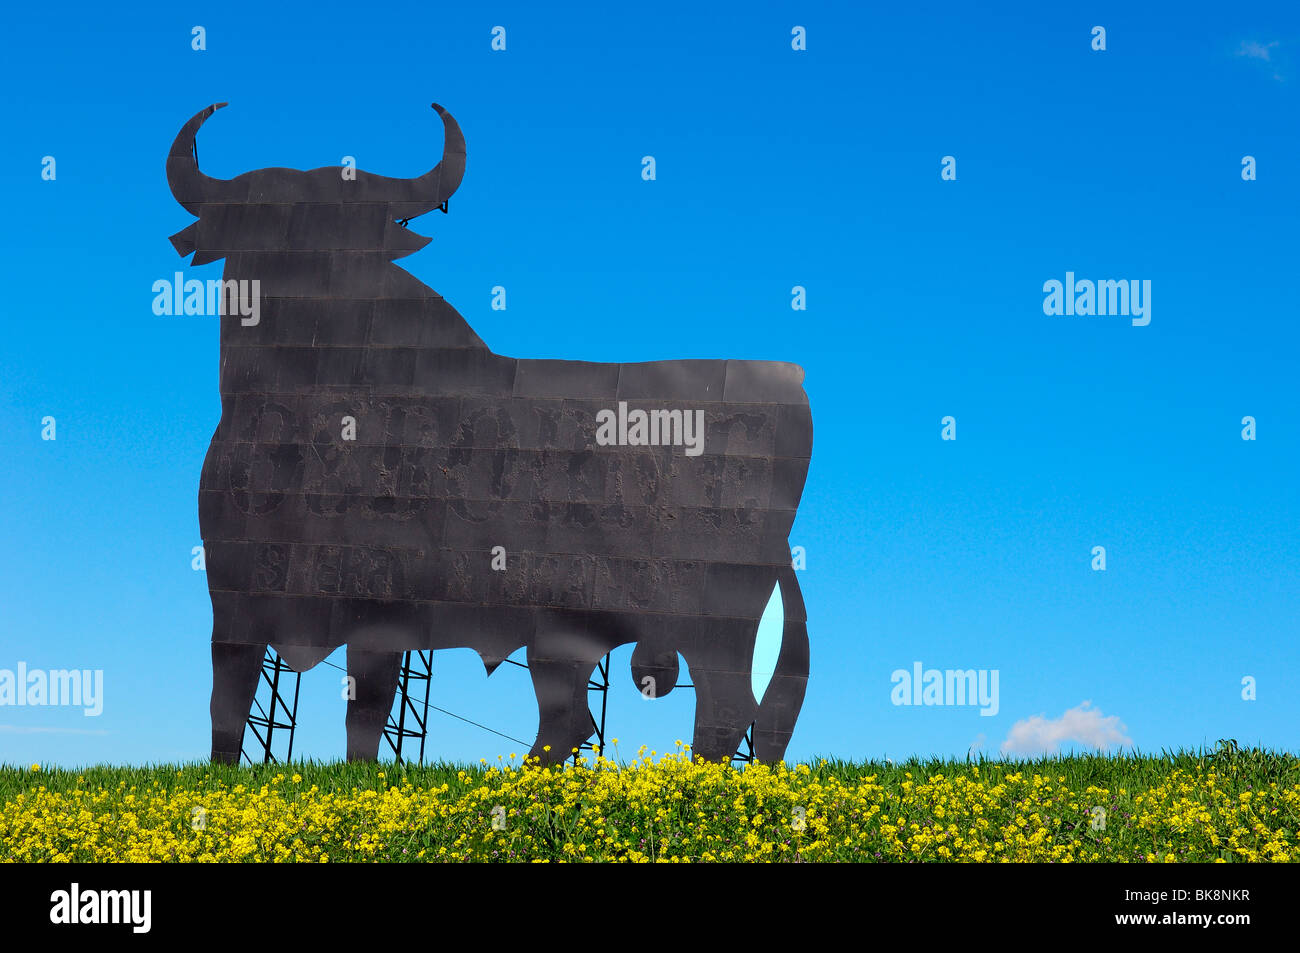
[[2, 741, 1296, 862], [4, 739, 1295, 797]]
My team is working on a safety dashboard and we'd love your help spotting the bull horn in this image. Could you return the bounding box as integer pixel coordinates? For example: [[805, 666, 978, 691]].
[[167, 102, 229, 214], [425, 102, 467, 200], [364, 103, 467, 218]]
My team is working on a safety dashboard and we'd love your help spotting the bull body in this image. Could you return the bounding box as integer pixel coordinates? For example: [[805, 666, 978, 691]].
[[169, 104, 812, 765]]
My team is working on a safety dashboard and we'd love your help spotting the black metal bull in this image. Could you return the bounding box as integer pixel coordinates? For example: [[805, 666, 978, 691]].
[[167, 103, 812, 765]]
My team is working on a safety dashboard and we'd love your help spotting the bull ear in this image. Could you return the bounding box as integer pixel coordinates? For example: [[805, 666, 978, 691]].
[[169, 223, 198, 257], [170, 222, 224, 264]]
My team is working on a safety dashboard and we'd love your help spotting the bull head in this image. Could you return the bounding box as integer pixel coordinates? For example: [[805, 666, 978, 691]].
[[166, 102, 466, 265]]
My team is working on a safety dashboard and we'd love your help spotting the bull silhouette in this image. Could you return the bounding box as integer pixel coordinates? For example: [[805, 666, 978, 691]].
[[167, 102, 812, 765]]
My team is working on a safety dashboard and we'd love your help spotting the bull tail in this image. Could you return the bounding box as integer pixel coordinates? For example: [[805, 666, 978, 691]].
[[753, 566, 809, 762]]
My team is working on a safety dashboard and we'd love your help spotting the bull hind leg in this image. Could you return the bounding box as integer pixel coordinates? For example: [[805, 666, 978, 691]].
[[527, 626, 613, 766], [211, 640, 266, 764], [687, 663, 760, 763], [753, 568, 810, 762], [683, 625, 761, 763], [344, 647, 404, 761]]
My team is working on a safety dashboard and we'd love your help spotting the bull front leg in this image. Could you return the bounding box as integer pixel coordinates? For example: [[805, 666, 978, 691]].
[[210, 640, 266, 763], [344, 647, 403, 761]]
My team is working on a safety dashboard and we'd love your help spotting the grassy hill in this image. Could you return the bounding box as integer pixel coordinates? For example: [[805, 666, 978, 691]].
[[2, 742, 1296, 862]]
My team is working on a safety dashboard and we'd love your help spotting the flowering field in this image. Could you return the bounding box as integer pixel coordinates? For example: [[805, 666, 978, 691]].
[[2, 743, 1296, 862]]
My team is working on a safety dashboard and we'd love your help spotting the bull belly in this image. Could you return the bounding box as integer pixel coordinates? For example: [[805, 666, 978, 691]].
[[207, 580, 770, 677]]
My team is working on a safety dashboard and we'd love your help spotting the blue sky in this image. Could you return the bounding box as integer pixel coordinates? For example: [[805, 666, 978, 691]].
[[1, 1, 1297, 768]]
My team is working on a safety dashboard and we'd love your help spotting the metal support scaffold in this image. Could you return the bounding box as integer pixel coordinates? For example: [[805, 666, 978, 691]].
[[383, 650, 433, 764], [242, 647, 301, 765], [732, 723, 755, 764], [239, 646, 757, 767], [577, 653, 612, 762]]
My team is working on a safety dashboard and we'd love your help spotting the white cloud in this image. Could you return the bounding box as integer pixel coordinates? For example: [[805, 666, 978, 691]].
[[999, 701, 1131, 756], [1236, 40, 1279, 62], [1235, 40, 1284, 81]]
